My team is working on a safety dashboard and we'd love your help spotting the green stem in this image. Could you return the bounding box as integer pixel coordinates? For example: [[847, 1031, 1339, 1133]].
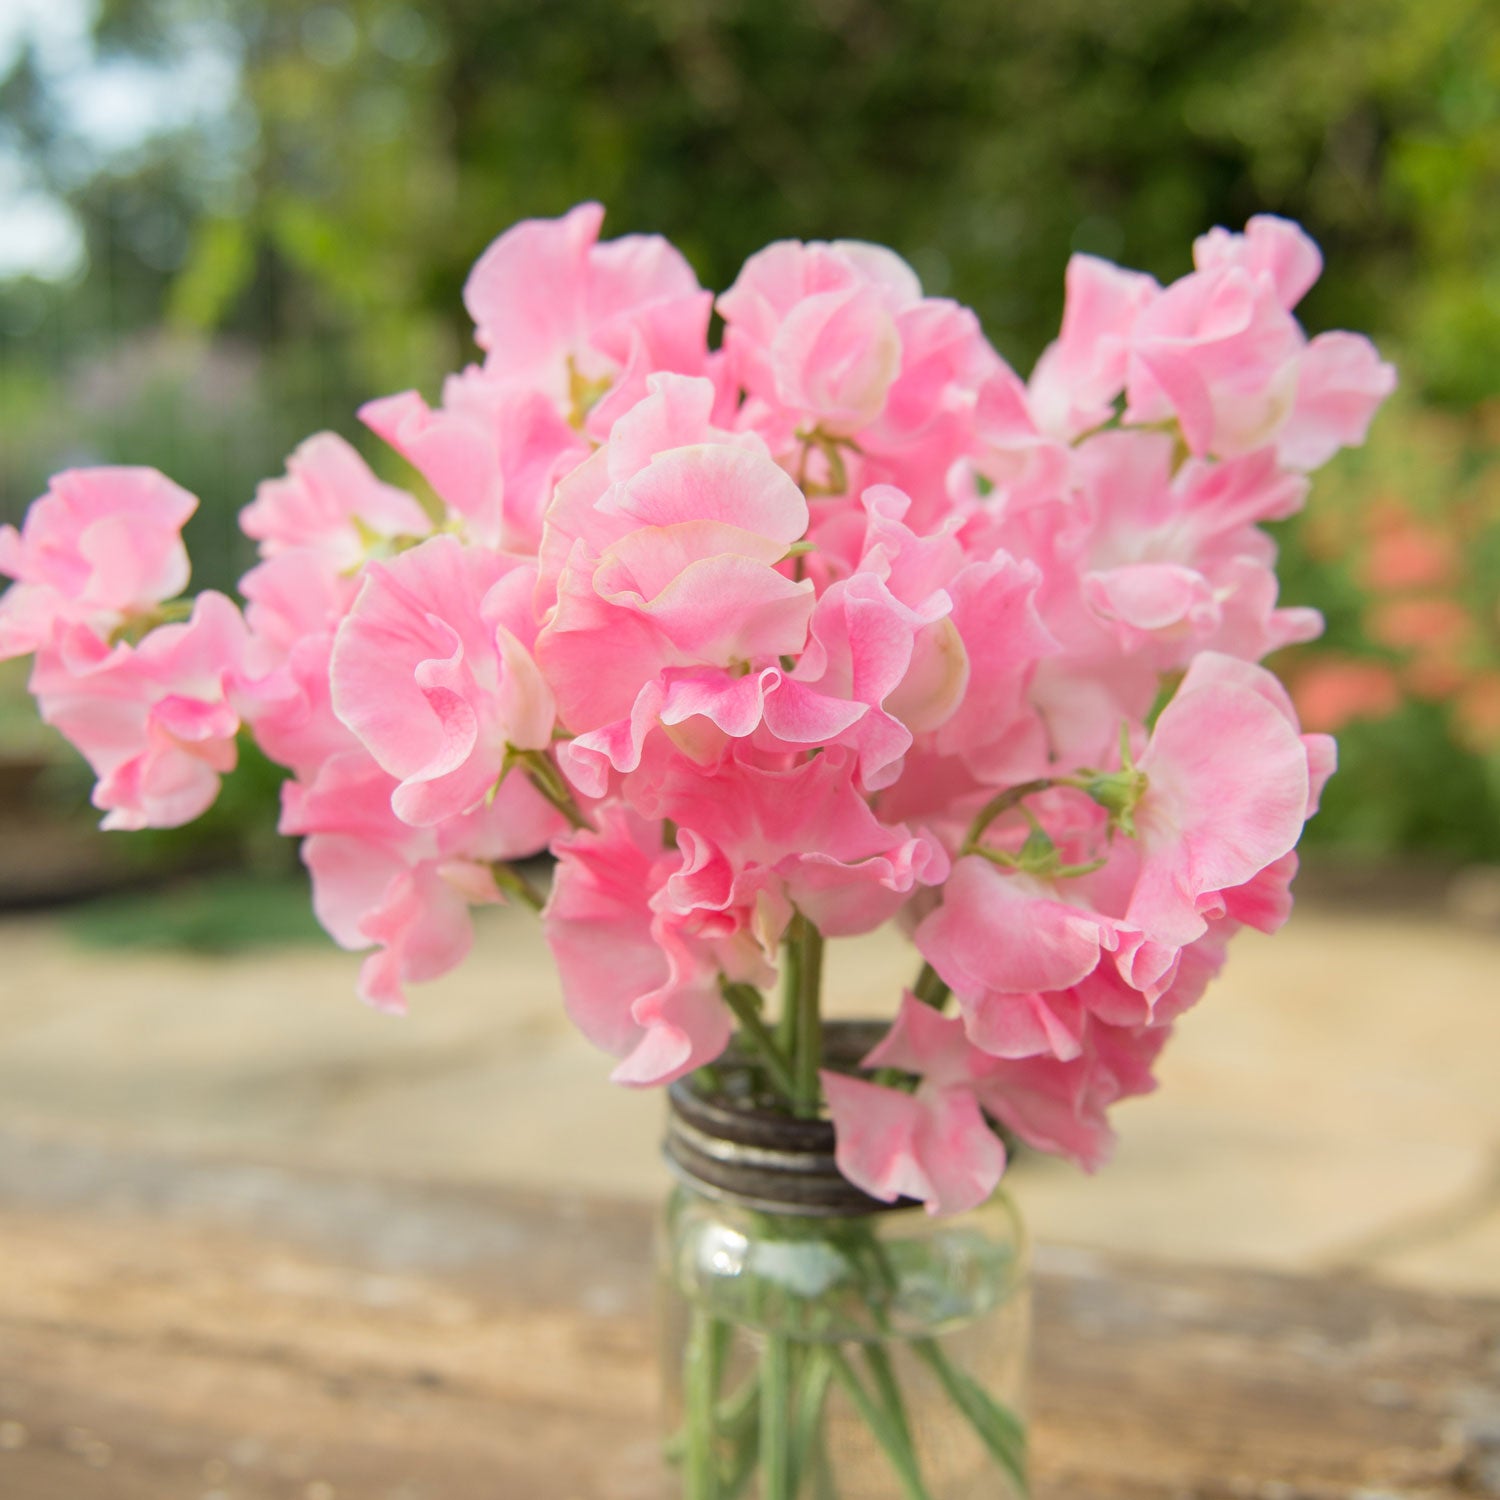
[[693, 1063, 725, 1096], [862, 1229, 1029, 1496], [683, 1306, 721, 1500], [490, 862, 545, 912], [911, 1339, 1028, 1495], [516, 749, 593, 832], [808, 1422, 837, 1500], [825, 1349, 933, 1500], [789, 1346, 834, 1494], [862, 1343, 915, 1452], [663, 1367, 760, 1466], [960, 779, 1057, 854], [760, 1334, 793, 1500], [911, 961, 950, 1010], [778, 915, 804, 1055], [717, 1375, 763, 1500], [793, 919, 825, 1117], [718, 981, 799, 1101]]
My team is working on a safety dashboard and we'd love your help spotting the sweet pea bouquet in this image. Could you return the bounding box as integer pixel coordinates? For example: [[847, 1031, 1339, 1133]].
[[1, 205, 1392, 1220]]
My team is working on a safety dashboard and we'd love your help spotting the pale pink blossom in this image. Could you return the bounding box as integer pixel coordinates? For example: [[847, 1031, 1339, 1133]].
[[360, 382, 587, 553], [1, 467, 197, 658], [283, 749, 560, 1011], [720, 239, 1002, 522], [915, 856, 1120, 1060], [1277, 331, 1398, 471], [1125, 219, 1395, 462], [463, 202, 712, 414], [1192, 215, 1323, 310], [239, 432, 429, 566], [1126, 258, 1305, 458], [543, 805, 732, 1086], [331, 536, 555, 826], [1071, 433, 1318, 668], [1028, 254, 1159, 440], [28, 591, 247, 829], [234, 549, 362, 777], [823, 996, 1007, 1216], [650, 747, 950, 939], [719, 240, 914, 432], [536, 434, 813, 735], [1126, 652, 1330, 947]]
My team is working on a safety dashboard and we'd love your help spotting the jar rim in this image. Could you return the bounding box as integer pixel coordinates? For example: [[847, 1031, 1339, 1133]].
[[664, 1020, 921, 1218]]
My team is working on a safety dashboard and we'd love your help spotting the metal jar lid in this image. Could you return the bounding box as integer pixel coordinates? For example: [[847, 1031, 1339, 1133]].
[[663, 1020, 918, 1218]]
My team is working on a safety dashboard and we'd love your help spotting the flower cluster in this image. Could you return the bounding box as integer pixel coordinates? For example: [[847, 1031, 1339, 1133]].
[[0, 205, 1393, 1213]]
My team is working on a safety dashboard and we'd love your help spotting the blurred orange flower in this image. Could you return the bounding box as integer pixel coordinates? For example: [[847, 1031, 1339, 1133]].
[[1292, 657, 1402, 731]]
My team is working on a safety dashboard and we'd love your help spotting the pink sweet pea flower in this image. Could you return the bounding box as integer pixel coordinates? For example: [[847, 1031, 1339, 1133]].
[[823, 995, 1007, 1216], [649, 747, 950, 940], [536, 431, 814, 735], [543, 805, 732, 1087], [233, 434, 436, 778], [1027, 254, 1159, 440], [238, 432, 430, 566], [360, 380, 588, 553], [720, 238, 1004, 519], [331, 536, 555, 827], [1126, 257, 1306, 459], [915, 856, 1119, 1061], [283, 749, 561, 1011], [1070, 432, 1319, 669], [1125, 218, 1396, 464], [29, 591, 247, 830], [931, 552, 1057, 780], [1125, 652, 1332, 947], [1276, 331, 1398, 471], [233, 549, 363, 778], [1192, 215, 1323, 311], [1, 467, 197, 659], [973, 1017, 1168, 1173], [719, 239, 915, 432], [462, 202, 712, 414]]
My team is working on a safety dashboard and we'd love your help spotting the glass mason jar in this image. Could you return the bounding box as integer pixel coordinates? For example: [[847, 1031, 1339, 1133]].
[[659, 1023, 1030, 1500]]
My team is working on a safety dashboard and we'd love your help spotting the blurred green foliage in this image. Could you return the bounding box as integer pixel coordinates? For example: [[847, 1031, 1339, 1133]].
[[2, 0, 1499, 867], [63, 868, 326, 952]]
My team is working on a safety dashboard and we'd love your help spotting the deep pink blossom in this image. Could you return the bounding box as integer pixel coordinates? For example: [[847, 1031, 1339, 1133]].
[[974, 1018, 1167, 1173]]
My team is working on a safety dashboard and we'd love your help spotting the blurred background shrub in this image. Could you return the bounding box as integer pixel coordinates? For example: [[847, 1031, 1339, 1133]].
[[2, 0, 1497, 896]]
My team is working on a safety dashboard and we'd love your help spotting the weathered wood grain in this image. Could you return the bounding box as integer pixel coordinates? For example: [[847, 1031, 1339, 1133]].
[[0, 1130, 1495, 1499]]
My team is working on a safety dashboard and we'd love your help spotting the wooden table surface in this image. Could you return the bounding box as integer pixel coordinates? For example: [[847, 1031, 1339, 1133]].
[[0, 1128, 1495, 1499]]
